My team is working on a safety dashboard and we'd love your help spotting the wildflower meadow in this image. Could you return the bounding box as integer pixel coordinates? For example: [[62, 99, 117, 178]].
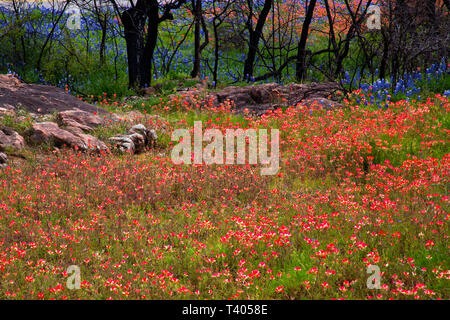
[[0, 0, 448, 304]]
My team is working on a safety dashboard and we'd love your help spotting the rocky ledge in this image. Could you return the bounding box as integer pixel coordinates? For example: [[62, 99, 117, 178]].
[[0, 74, 159, 169], [170, 81, 343, 115]]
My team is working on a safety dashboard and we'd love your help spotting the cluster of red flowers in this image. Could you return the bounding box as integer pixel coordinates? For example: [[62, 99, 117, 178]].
[[0, 92, 448, 300]]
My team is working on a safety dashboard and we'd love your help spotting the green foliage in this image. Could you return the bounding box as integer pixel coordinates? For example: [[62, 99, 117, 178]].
[[0, 108, 33, 136], [89, 121, 129, 142]]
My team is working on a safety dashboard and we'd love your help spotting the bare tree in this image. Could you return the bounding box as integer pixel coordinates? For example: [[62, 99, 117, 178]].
[[243, 0, 273, 81], [253, 0, 301, 82], [37, 0, 72, 70], [295, 0, 317, 81], [205, 0, 235, 86], [109, 0, 186, 89], [190, 0, 208, 78]]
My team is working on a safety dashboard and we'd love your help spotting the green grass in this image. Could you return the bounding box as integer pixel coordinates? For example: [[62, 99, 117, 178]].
[[89, 121, 130, 142], [0, 108, 33, 136]]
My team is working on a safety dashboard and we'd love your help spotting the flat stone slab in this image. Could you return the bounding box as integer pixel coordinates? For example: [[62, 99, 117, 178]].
[[0, 126, 25, 150], [29, 122, 108, 151], [56, 109, 104, 132], [0, 74, 108, 116]]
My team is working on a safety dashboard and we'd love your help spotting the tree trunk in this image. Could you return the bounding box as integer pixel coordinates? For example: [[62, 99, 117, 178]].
[[379, 30, 389, 80], [191, 0, 202, 78], [243, 0, 272, 81], [94, 0, 107, 65], [334, 25, 354, 78], [121, 2, 147, 88], [99, 19, 107, 64], [139, 0, 159, 88], [295, 0, 317, 81], [213, 20, 220, 86], [121, 0, 184, 88]]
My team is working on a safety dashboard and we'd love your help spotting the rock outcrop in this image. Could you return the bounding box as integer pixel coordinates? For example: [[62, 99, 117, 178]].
[[176, 81, 343, 115], [0, 74, 108, 116], [0, 126, 25, 150], [56, 109, 104, 132], [0, 74, 160, 158], [109, 124, 158, 154], [29, 122, 108, 152], [128, 124, 157, 148], [109, 135, 136, 153], [0, 152, 7, 168]]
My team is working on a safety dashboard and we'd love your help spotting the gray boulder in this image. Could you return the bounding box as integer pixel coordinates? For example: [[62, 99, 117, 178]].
[[128, 132, 146, 153], [110, 124, 158, 154], [29, 122, 108, 152], [0, 152, 7, 168], [0, 126, 25, 150], [56, 109, 104, 132], [129, 124, 158, 148], [109, 135, 135, 153]]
